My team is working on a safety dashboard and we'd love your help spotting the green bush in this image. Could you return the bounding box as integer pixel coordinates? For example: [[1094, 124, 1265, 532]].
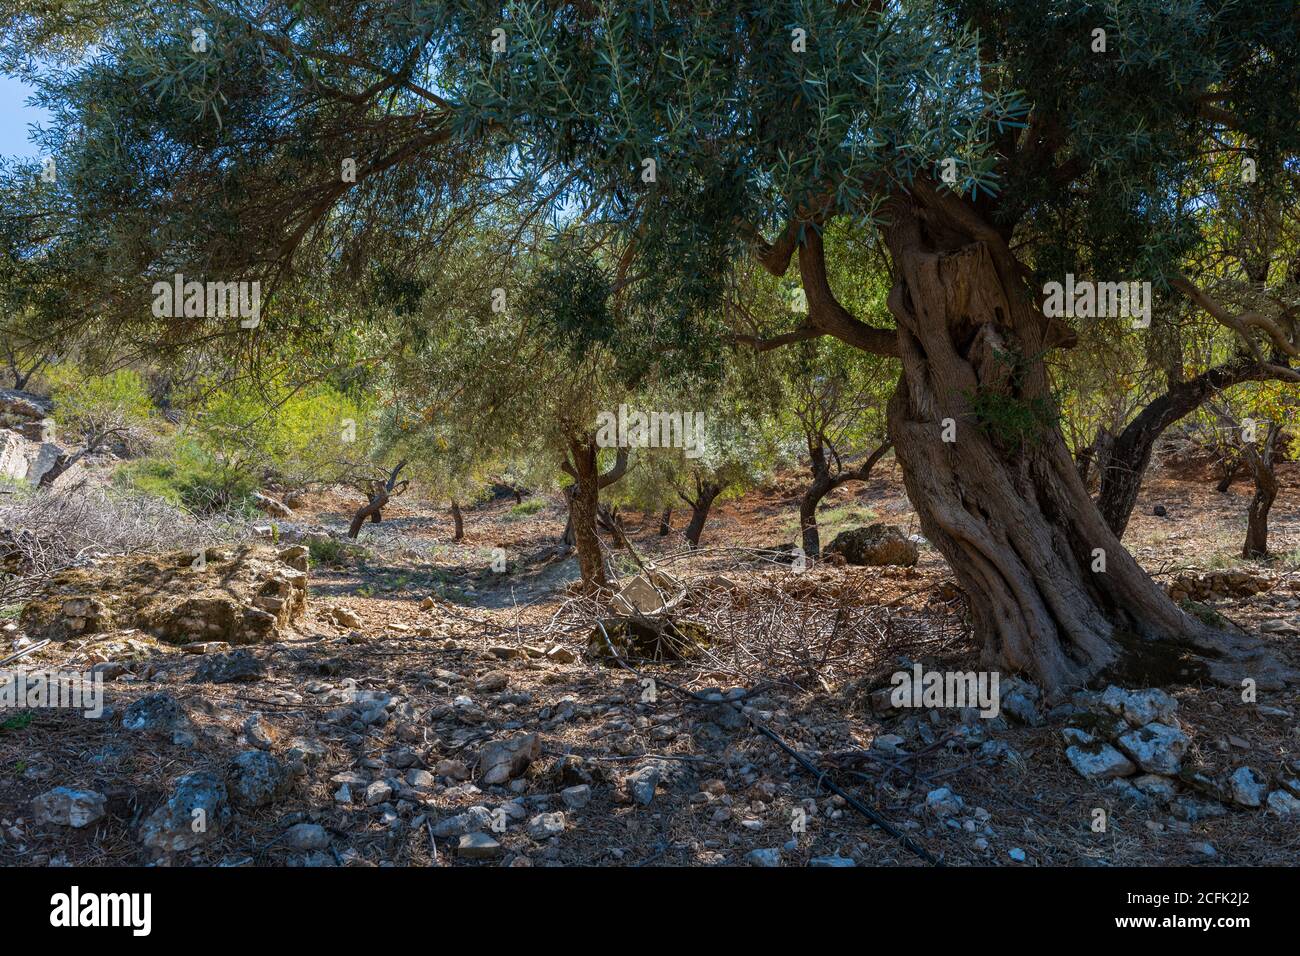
[[506, 498, 546, 519], [48, 365, 155, 442], [113, 436, 259, 514], [307, 536, 364, 566], [967, 389, 1059, 451]]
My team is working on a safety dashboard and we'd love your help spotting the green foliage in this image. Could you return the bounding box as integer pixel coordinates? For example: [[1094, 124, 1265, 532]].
[[0, 711, 34, 732], [113, 434, 258, 514], [46, 363, 156, 444], [189, 380, 371, 486], [307, 537, 365, 567], [967, 389, 1061, 452], [965, 348, 1061, 451], [520, 251, 615, 362], [506, 499, 546, 519]]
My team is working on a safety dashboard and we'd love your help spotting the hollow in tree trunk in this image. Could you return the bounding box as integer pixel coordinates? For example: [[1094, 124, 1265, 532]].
[[1242, 424, 1281, 559], [871, 199, 1286, 696]]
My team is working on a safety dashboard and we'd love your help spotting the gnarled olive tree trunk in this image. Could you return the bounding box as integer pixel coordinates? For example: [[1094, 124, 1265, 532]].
[[561, 440, 629, 594], [450, 500, 464, 541], [879, 198, 1282, 697], [1096, 360, 1275, 537], [680, 478, 723, 548], [1242, 424, 1281, 559]]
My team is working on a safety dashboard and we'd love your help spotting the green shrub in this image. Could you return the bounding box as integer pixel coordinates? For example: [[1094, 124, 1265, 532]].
[[1, 712, 33, 732], [48, 365, 155, 443], [113, 436, 258, 514], [967, 389, 1060, 451], [307, 536, 364, 566], [506, 498, 546, 519]]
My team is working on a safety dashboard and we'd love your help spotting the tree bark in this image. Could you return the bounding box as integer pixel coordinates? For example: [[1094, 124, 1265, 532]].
[[561, 501, 576, 546], [1242, 425, 1281, 559], [799, 475, 834, 557], [1216, 458, 1243, 493], [1097, 360, 1275, 537], [681, 480, 722, 547], [799, 440, 891, 556], [347, 460, 408, 538], [451, 499, 464, 541], [658, 507, 672, 536], [874, 196, 1283, 696], [565, 437, 607, 593]]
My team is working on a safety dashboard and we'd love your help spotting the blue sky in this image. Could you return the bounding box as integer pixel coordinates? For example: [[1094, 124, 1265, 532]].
[[0, 74, 52, 159]]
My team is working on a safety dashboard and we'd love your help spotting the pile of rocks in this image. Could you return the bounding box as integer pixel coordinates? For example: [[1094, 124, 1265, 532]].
[[0, 389, 55, 444], [1062, 685, 1300, 820], [19, 544, 308, 646], [1167, 570, 1276, 603]]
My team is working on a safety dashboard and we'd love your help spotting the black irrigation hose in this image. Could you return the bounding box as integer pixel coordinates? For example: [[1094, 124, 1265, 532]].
[[594, 620, 942, 867]]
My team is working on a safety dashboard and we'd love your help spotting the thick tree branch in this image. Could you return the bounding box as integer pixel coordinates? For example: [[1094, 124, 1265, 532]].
[[798, 230, 899, 358]]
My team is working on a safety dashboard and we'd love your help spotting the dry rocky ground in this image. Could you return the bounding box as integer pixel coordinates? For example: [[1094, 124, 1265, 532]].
[[1, 460, 1298, 867]]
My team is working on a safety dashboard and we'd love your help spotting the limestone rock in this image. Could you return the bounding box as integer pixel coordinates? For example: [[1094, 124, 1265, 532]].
[[1116, 722, 1188, 776], [227, 751, 293, 808], [458, 832, 503, 859], [825, 524, 918, 567], [20, 545, 307, 645], [432, 806, 494, 838], [925, 787, 965, 817], [1100, 686, 1178, 727], [1066, 741, 1136, 780], [193, 649, 267, 684], [31, 787, 107, 828], [624, 763, 661, 806], [561, 784, 592, 809], [139, 772, 229, 856], [477, 732, 541, 786], [285, 823, 330, 850], [121, 692, 190, 737], [1228, 766, 1267, 808], [527, 811, 565, 840], [1266, 790, 1300, 816], [328, 606, 362, 629]]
